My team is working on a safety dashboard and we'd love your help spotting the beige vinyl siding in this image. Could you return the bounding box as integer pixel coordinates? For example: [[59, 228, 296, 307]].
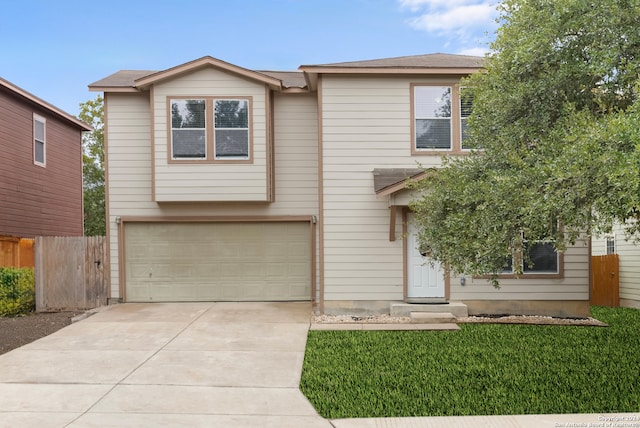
[[593, 225, 640, 304], [106, 91, 318, 299], [449, 238, 590, 301], [320, 75, 589, 304], [106, 92, 153, 298], [321, 76, 442, 302], [152, 68, 269, 202], [618, 237, 640, 303]]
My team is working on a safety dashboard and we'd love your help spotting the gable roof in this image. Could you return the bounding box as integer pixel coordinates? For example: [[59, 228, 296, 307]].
[[134, 56, 283, 90], [90, 53, 485, 94], [0, 77, 92, 131], [89, 57, 307, 93]]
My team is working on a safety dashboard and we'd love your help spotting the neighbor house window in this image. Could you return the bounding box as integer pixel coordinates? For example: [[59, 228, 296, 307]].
[[33, 114, 46, 166], [169, 97, 251, 162], [171, 99, 206, 159], [460, 88, 473, 150], [606, 234, 616, 254], [414, 86, 452, 150]]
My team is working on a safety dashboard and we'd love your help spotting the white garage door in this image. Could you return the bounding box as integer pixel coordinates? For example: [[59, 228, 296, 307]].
[[124, 222, 311, 302]]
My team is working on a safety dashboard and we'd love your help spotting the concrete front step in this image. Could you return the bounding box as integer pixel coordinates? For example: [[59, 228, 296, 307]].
[[391, 301, 468, 318], [410, 312, 456, 324]]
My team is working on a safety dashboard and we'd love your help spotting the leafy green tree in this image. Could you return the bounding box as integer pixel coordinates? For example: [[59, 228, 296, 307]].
[[410, 0, 640, 284], [78, 95, 105, 236]]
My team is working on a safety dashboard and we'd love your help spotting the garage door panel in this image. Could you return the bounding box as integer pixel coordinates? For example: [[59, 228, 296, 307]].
[[124, 222, 311, 302]]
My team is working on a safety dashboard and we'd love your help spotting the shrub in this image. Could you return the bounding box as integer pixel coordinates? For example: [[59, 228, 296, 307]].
[[0, 267, 35, 317]]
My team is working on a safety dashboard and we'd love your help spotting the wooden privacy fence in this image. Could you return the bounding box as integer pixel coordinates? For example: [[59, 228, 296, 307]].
[[591, 254, 619, 307], [0, 236, 35, 267], [35, 236, 108, 312]]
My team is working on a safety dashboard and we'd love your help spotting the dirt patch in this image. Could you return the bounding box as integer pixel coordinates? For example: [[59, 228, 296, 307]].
[[0, 312, 80, 355]]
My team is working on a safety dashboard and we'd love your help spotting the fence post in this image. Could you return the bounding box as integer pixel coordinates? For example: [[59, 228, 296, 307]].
[[35, 237, 45, 312]]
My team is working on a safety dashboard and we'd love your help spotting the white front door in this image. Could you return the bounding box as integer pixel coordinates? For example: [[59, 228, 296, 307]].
[[407, 217, 445, 301]]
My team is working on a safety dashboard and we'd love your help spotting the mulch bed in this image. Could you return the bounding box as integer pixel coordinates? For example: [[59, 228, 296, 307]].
[[0, 312, 80, 355], [457, 314, 608, 326], [314, 313, 608, 327]]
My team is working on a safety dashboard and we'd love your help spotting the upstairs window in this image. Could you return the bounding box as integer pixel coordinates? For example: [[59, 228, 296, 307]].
[[33, 114, 46, 166], [214, 99, 249, 159], [414, 86, 452, 150], [171, 99, 206, 159], [169, 97, 251, 162]]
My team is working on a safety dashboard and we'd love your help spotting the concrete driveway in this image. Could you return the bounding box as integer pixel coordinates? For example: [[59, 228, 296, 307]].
[[2, 303, 632, 428], [0, 302, 331, 428]]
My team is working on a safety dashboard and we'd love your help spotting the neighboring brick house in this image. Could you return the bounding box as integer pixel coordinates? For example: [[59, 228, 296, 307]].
[[90, 54, 590, 317], [0, 77, 92, 238]]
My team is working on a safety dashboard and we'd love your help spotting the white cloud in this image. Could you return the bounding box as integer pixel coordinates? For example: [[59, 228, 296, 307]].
[[457, 46, 490, 57], [399, 1, 498, 39], [398, 0, 477, 12]]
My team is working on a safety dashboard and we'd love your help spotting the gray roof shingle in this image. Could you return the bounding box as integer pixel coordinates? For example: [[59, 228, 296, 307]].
[[373, 168, 425, 193], [89, 53, 485, 91], [88, 70, 156, 89], [302, 53, 485, 70], [89, 69, 306, 90]]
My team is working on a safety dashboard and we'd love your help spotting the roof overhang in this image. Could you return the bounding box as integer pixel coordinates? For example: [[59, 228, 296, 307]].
[[0, 77, 92, 131], [300, 67, 483, 91], [299, 54, 485, 91], [373, 168, 429, 199], [373, 168, 432, 242]]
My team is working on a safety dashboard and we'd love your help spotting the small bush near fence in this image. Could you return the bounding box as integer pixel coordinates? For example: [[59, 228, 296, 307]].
[[0, 268, 35, 317]]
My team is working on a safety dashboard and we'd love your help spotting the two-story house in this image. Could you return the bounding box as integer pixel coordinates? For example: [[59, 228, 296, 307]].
[[89, 54, 590, 317], [0, 77, 91, 238]]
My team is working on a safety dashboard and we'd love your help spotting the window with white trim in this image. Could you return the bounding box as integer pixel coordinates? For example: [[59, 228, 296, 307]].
[[33, 114, 46, 166], [169, 97, 251, 161], [414, 86, 452, 150]]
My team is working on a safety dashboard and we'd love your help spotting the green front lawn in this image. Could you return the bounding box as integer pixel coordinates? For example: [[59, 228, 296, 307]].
[[300, 306, 640, 418]]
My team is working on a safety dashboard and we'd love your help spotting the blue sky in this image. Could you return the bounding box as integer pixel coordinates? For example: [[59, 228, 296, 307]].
[[1, 0, 499, 116]]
